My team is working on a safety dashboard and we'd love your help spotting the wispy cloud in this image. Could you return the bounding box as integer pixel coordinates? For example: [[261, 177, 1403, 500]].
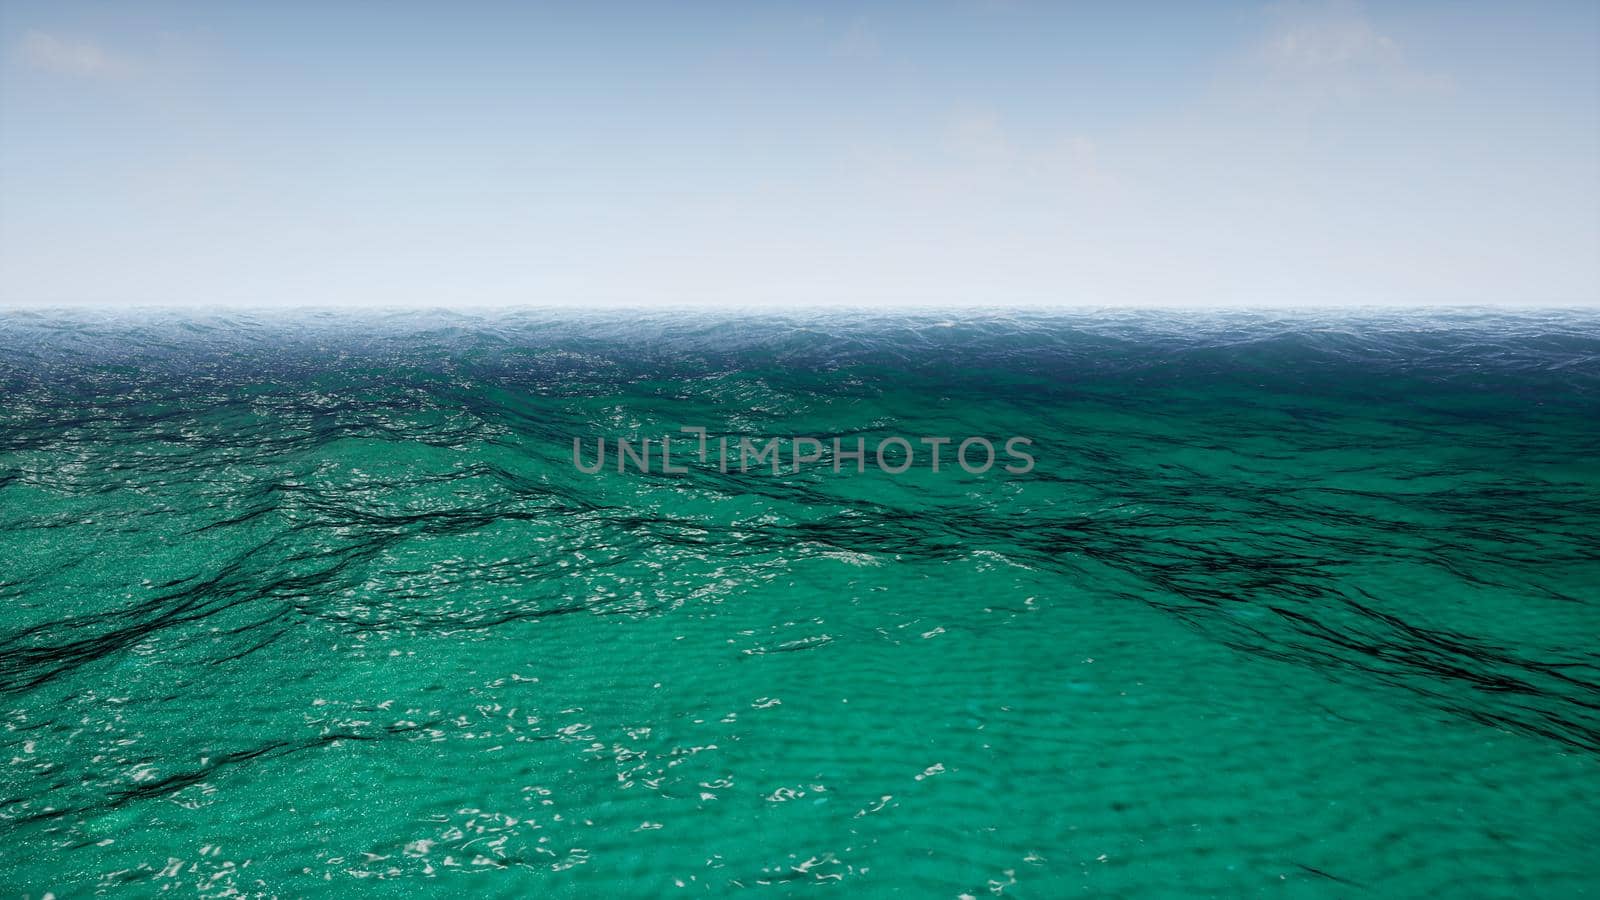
[[1251, 2, 1452, 100], [15, 30, 136, 78], [852, 108, 1117, 207], [832, 18, 880, 60], [1264, 15, 1399, 70]]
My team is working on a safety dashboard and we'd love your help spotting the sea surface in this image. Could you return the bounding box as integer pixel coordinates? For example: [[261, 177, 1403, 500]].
[[0, 308, 1597, 898]]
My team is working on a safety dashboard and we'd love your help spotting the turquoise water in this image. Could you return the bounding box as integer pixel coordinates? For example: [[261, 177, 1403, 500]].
[[1, 309, 1597, 897]]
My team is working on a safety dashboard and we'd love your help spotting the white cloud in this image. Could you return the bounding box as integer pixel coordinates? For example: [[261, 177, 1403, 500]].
[[832, 18, 880, 60], [947, 110, 1011, 163], [15, 30, 135, 78], [847, 108, 1119, 211], [1251, 2, 1452, 100], [1264, 17, 1399, 70]]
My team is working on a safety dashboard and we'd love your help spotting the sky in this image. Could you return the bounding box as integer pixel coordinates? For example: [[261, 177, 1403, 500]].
[[1, 1, 1596, 308]]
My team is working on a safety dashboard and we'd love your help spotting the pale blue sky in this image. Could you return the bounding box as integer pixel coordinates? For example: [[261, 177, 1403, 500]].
[[1, 1, 1596, 307]]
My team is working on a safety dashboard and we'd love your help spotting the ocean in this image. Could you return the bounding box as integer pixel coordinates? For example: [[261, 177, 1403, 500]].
[[1, 308, 1596, 897]]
